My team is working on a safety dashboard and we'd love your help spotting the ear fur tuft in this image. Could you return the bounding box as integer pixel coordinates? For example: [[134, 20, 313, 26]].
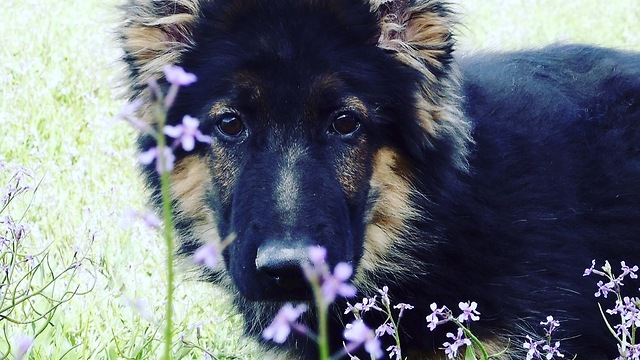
[[117, 0, 201, 98], [371, 0, 471, 170]]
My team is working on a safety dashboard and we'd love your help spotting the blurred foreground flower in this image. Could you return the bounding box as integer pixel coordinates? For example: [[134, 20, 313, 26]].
[[262, 303, 308, 343], [13, 334, 33, 360], [164, 115, 212, 151]]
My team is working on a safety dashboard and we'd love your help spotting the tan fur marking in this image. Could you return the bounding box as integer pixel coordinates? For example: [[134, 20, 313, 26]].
[[475, 336, 512, 359], [210, 144, 239, 206], [354, 147, 419, 291], [208, 101, 233, 118], [335, 136, 369, 203], [312, 73, 344, 91], [333, 96, 370, 202], [343, 96, 369, 116], [170, 155, 222, 265], [170, 155, 212, 220]]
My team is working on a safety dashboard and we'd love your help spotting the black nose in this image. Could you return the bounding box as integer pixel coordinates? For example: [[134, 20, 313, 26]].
[[256, 242, 308, 290]]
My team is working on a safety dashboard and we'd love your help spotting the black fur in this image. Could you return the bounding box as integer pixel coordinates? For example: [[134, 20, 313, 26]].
[[122, 0, 640, 358]]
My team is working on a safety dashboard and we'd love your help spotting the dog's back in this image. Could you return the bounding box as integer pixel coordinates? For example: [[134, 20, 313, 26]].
[[448, 44, 640, 358]]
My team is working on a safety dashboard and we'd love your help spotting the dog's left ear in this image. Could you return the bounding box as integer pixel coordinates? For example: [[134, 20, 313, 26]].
[[370, 0, 470, 169], [117, 0, 200, 95]]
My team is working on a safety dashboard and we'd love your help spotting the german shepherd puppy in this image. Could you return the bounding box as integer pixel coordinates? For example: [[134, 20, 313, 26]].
[[117, 0, 640, 358]]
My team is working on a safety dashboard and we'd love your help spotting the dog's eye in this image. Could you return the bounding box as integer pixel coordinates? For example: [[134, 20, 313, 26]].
[[331, 112, 360, 136], [216, 114, 245, 137]]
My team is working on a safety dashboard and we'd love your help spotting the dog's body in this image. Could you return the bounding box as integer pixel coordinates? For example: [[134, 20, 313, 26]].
[[118, 0, 640, 358]]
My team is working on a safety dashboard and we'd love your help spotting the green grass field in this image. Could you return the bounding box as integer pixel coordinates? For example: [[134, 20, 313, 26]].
[[0, 1, 638, 358]]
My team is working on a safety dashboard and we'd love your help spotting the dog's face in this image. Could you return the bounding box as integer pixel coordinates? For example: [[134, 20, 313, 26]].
[[171, 0, 420, 301], [120, 0, 464, 302]]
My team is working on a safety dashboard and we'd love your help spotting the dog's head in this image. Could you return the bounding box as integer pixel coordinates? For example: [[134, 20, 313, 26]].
[[118, 0, 469, 301]]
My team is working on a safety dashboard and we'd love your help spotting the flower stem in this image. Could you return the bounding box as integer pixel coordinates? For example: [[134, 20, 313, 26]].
[[160, 164, 175, 360], [309, 275, 330, 360], [155, 102, 175, 360], [456, 321, 490, 360], [317, 303, 330, 360]]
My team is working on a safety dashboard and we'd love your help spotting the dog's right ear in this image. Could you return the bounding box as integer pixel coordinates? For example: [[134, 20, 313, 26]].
[[117, 0, 201, 94], [368, 0, 471, 170]]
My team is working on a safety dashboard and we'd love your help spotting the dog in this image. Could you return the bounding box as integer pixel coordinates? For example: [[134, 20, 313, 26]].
[[117, 0, 640, 358]]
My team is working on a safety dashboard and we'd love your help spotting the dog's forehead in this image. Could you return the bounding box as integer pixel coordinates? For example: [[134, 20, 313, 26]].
[[197, 0, 379, 54], [221, 68, 360, 130], [192, 31, 374, 119]]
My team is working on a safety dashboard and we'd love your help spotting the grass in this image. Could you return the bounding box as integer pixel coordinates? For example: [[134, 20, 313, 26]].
[[456, 0, 640, 51], [0, 0, 638, 359]]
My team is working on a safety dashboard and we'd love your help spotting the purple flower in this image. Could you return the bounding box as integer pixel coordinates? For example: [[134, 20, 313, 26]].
[[540, 316, 560, 328], [2, 216, 29, 243], [344, 302, 359, 316], [542, 341, 565, 359], [606, 296, 628, 315], [393, 303, 414, 318], [540, 315, 560, 336], [203, 349, 213, 360], [615, 343, 640, 360], [355, 296, 378, 313], [163, 65, 198, 107], [24, 255, 36, 268], [13, 334, 33, 360], [457, 301, 480, 323], [138, 146, 175, 174], [302, 246, 356, 305], [583, 259, 596, 276], [426, 302, 451, 331], [303, 246, 330, 282], [164, 115, 212, 151], [595, 280, 615, 298], [308, 246, 327, 267], [540, 316, 560, 338], [375, 322, 395, 337], [141, 212, 161, 229], [125, 297, 154, 322], [620, 261, 639, 280], [121, 209, 161, 229], [386, 345, 401, 360], [613, 322, 632, 338], [262, 303, 308, 343], [442, 328, 471, 359], [344, 320, 383, 359], [523, 335, 542, 360], [193, 243, 219, 270], [622, 299, 640, 328], [116, 98, 152, 133], [321, 262, 357, 304], [378, 286, 390, 306], [164, 65, 197, 86]]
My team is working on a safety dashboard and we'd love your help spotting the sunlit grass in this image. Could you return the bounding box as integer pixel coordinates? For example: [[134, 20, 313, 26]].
[[0, 0, 638, 358], [0, 0, 249, 358], [456, 0, 640, 52]]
